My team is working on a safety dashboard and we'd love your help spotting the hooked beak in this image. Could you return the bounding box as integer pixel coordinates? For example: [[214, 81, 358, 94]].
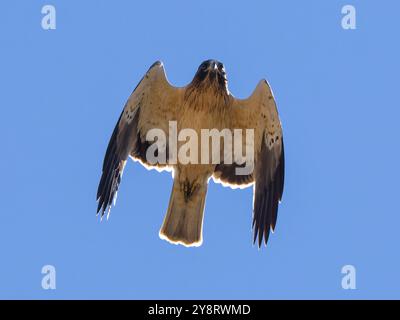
[[207, 61, 218, 72]]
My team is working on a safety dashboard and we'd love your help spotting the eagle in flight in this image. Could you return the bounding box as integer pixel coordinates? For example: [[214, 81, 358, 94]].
[[96, 60, 285, 248]]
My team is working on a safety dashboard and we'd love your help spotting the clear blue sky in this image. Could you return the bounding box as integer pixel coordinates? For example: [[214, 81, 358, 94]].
[[1, 0, 399, 299]]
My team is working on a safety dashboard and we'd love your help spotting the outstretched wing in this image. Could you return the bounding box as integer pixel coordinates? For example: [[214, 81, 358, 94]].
[[96, 61, 182, 218], [215, 80, 284, 247]]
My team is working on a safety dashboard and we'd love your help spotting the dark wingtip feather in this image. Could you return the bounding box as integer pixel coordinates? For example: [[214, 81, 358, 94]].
[[96, 156, 124, 219], [252, 135, 285, 249], [96, 117, 126, 219]]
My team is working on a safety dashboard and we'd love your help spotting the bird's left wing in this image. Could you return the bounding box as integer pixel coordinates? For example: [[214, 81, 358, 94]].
[[96, 61, 182, 218], [214, 80, 285, 247]]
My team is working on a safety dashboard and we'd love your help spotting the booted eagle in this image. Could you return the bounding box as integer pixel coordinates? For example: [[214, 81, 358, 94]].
[[96, 60, 285, 248]]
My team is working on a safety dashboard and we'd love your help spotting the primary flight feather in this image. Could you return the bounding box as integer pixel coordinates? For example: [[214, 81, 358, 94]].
[[96, 60, 285, 248]]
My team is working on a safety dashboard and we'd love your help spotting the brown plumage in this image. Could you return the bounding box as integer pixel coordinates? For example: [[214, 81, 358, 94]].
[[96, 60, 285, 248]]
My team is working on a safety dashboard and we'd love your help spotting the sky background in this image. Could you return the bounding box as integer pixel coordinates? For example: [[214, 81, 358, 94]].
[[0, 0, 399, 299]]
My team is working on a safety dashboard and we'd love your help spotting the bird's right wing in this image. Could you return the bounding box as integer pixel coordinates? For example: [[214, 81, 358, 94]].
[[96, 61, 182, 218]]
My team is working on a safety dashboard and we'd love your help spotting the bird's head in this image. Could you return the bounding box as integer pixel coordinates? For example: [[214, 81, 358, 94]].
[[191, 59, 228, 94]]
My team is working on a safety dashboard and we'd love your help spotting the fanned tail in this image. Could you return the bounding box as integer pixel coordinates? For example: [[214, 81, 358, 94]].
[[159, 179, 207, 247]]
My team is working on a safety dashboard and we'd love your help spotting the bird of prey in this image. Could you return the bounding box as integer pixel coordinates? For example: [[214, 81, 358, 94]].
[[96, 60, 285, 248]]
